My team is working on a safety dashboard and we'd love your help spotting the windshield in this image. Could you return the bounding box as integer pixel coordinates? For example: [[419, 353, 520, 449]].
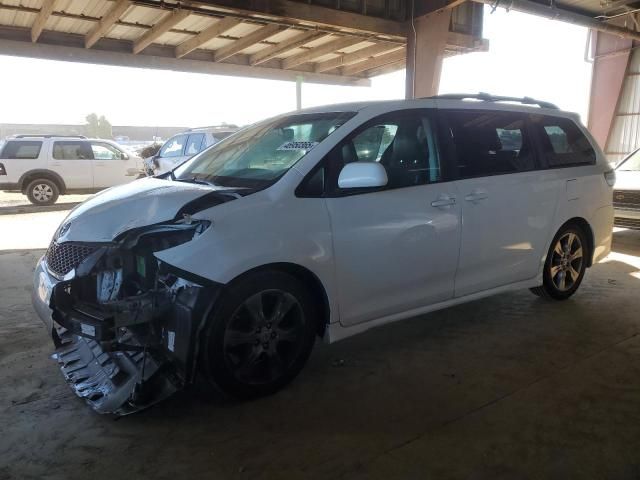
[[174, 111, 355, 189], [618, 149, 640, 171]]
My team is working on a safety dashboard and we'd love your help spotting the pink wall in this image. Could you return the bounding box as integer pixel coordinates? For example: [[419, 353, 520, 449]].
[[587, 32, 632, 149]]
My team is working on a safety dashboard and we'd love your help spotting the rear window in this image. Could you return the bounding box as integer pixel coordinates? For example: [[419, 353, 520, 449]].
[[53, 141, 93, 160], [445, 110, 536, 178], [0, 140, 42, 159], [534, 116, 596, 167]]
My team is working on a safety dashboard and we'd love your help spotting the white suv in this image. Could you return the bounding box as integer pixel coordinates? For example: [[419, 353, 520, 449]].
[[32, 95, 614, 414], [145, 126, 238, 175], [613, 148, 640, 229], [0, 135, 143, 205]]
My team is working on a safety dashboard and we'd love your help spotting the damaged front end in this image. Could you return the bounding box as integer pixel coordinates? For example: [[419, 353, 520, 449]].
[[35, 218, 220, 415]]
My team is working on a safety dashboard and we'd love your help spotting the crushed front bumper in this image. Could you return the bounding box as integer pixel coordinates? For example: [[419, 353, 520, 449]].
[[32, 256, 217, 415], [52, 327, 178, 415]]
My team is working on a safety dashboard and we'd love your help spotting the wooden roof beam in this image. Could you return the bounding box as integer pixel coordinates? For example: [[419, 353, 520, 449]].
[[364, 59, 405, 78], [85, 0, 131, 49], [314, 42, 400, 73], [133, 8, 191, 54], [31, 0, 56, 43], [214, 23, 283, 62], [175, 17, 242, 58], [341, 47, 406, 76], [281, 36, 363, 70], [0, 34, 371, 86], [190, 0, 406, 39], [414, 0, 469, 17], [249, 30, 325, 66]]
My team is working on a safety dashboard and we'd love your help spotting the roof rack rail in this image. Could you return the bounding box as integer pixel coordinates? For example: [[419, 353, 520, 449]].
[[12, 134, 88, 139], [427, 92, 559, 110], [188, 125, 238, 131]]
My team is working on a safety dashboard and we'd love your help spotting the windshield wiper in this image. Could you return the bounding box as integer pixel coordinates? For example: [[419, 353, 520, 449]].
[[175, 176, 214, 186]]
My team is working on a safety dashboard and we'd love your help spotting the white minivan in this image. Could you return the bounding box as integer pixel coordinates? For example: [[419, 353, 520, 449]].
[[32, 95, 614, 414], [0, 135, 143, 205]]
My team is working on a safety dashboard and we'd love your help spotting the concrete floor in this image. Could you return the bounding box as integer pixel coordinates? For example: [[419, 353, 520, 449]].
[[1, 227, 640, 480]]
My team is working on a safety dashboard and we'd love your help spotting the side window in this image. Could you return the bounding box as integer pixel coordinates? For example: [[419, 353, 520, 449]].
[[446, 110, 536, 179], [185, 134, 205, 156], [325, 110, 441, 193], [0, 141, 42, 159], [533, 116, 596, 167], [159, 135, 187, 158], [214, 131, 233, 142], [91, 142, 123, 160], [52, 141, 93, 160], [352, 125, 398, 162]]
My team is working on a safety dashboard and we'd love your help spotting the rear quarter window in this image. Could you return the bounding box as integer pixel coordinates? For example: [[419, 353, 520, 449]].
[[0, 140, 42, 159], [533, 116, 596, 167]]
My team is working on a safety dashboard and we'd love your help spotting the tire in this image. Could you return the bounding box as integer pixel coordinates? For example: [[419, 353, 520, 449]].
[[200, 271, 317, 400], [25, 178, 60, 206], [530, 223, 589, 300]]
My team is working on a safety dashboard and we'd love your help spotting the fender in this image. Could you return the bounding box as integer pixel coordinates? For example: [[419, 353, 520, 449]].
[[18, 169, 67, 193]]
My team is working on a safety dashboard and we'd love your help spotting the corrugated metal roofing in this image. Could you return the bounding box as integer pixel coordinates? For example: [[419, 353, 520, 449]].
[[0, 0, 487, 83]]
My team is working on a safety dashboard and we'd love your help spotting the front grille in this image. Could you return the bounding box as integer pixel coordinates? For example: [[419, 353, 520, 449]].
[[46, 241, 98, 278], [613, 190, 640, 209], [614, 217, 640, 230]]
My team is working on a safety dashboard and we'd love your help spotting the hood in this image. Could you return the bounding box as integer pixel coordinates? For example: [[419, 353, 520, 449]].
[[614, 169, 640, 191], [57, 178, 238, 243]]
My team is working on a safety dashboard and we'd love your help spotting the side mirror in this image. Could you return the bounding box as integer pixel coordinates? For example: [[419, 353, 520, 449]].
[[121, 152, 129, 160], [338, 162, 388, 189]]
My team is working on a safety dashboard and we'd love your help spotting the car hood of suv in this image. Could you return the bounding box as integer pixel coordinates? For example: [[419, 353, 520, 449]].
[[57, 178, 240, 243]]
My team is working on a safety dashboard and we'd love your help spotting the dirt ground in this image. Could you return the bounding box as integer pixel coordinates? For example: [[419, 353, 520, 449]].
[[0, 191, 91, 212], [1, 226, 640, 480]]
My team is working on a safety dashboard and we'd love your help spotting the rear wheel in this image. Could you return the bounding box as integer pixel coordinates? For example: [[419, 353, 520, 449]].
[[25, 178, 59, 205], [200, 271, 317, 399], [530, 224, 588, 300]]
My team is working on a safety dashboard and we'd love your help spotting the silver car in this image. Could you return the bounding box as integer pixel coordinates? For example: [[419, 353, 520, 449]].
[[145, 126, 237, 175]]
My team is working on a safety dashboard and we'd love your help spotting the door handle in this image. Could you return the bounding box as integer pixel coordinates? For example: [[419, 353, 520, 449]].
[[50, 162, 62, 167], [431, 195, 456, 208], [464, 191, 488, 203]]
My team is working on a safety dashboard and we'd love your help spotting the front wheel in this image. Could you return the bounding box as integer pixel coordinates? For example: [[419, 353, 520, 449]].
[[530, 224, 589, 300], [200, 271, 317, 399]]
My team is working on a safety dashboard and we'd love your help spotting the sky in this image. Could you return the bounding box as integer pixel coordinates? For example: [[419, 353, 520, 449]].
[[0, 6, 592, 128]]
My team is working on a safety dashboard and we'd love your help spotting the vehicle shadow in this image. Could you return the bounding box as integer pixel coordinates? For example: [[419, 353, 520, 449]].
[[6, 234, 640, 479], [100, 239, 640, 477], [611, 227, 640, 256]]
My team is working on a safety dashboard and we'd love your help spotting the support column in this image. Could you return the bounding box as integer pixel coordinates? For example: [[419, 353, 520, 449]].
[[587, 31, 631, 149], [405, 10, 452, 99], [296, 75, 303, 110]]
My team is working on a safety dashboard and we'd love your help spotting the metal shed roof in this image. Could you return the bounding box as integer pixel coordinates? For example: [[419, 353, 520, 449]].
[[0, 0, 489, 85]]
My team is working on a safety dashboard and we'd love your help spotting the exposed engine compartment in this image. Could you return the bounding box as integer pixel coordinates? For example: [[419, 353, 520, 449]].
[[46, 218, 220, 414]]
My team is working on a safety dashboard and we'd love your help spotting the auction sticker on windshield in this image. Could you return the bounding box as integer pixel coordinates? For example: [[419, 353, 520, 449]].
[[277, 141, 318, 151]]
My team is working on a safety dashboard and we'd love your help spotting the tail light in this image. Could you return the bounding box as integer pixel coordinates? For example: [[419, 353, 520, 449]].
[[604, 170, 616, 187]]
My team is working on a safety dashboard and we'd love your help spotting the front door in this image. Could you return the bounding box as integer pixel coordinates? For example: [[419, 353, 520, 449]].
[[49, 140, 94, 189], [444, 109, 558, 297], [323, 109, 461, 326], [90, 141, 134, 188]]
